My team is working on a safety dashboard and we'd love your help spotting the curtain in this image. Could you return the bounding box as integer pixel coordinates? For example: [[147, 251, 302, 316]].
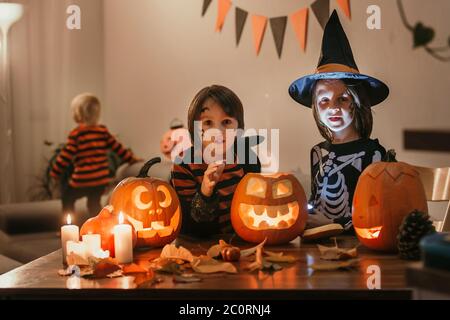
[[0, 0, 104, 204]]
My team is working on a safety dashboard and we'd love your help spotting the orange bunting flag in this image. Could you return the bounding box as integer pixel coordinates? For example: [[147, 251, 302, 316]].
[[337, 0, 351, 19], [252, 15, 268, 55], [290, 8, 309, 52], [216, 0, 232, 32]]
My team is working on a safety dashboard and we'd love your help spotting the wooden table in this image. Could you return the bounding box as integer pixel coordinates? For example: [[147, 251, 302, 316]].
[[406, 262, 450, 299], [0, 235, 413, 300]]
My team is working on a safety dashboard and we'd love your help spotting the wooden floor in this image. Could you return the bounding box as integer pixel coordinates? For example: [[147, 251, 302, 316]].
[[0, 235, 413, 299]]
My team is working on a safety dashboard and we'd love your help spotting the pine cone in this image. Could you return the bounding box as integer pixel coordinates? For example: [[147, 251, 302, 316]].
[[397, 210, 436, 260]]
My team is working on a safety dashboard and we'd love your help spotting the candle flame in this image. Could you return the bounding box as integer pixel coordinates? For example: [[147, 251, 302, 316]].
[[119, 212, 124, 224], [67, 214, 72, 225]]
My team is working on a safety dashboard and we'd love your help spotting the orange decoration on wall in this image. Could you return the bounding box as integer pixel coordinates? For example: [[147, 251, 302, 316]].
[[290, 8, 309, 52], [252, 15, 268, 55], [215, 0, 232, 32], [337, 0, 351, 19]]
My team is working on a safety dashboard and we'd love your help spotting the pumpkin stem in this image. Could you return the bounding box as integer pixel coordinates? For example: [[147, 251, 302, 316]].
[[137, 157, 161, 178], [384, 149, 398, 162]]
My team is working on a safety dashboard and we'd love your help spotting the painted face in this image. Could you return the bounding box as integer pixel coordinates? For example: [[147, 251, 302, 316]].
[[315, 80, 354, 133], [199, 99, 239, 161]]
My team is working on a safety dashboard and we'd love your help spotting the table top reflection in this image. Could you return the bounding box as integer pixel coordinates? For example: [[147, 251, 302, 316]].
[[0, 235, 413, 299]]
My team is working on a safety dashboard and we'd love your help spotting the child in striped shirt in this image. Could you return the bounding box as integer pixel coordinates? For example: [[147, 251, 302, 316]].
[[50, 93, 140, 218], [171, 85, 261, 237]]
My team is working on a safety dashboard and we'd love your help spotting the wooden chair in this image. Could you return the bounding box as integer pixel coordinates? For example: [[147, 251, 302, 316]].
[[413, 166, 450, 232]]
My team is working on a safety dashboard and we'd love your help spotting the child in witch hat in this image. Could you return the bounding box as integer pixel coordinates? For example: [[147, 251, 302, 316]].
[[289, 10, 389, 231]]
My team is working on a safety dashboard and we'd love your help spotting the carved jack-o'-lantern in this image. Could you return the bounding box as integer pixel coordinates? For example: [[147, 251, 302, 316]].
[[352, 150, 428, 252], [231, 173, 308, 245], [80, 205, 137, 257], [110, 157, 181, 247]]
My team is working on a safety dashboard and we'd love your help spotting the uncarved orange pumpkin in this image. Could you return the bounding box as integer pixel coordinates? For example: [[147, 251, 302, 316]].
[[80, 205, 137, 257], [352, 150, 428, 252], [109, 157, 181, 248], [231, 173, 308, 245]]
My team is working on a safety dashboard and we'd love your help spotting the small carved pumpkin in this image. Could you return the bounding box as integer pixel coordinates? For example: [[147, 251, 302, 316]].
[[80, 205, 137, 257], [221, 246, 241, 262], [231, 173, 308, 245], [352, 150, 428, 252], [160, 119, 191, 160], [110, 157, 181, 248]]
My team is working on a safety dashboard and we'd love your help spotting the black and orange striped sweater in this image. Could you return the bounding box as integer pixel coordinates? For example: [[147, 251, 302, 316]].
[[50, 124, 135, 188], [171, 147, 261, 237]]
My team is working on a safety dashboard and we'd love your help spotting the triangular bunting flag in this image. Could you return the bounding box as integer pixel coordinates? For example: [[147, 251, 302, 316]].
[[235, 7, 248, 46], [290, 8, 309, 52], [252, 15, 268, 55], [311, 0, 330, 29], [215, 0, 232, 32], [337, 0, 351, 19], [270, 16, 287, 59], [202, 0, 213, 17]]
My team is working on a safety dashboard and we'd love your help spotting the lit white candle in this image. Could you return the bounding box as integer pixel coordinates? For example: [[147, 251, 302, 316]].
[[61, 214, 79, 264], [113, 212, 133, 264], [82, 234, 101, 257]]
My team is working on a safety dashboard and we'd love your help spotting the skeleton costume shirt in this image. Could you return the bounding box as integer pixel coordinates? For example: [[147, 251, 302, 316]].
[[308, 138, 386, 230]]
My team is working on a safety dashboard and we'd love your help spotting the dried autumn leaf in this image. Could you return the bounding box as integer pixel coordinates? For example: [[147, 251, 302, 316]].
[[265, 254, 298, 263], [106, 270, 124, 278], [191, 255, 237, 274], [264, 250, 283, 257], [240, 238, 267, 257], [246, 247, 284, 272], [173, 274, 202, 283], [160, 244, 194, 263], [310, 259, 359, 271], [206, 244, 222, 258], [66, 252, 89, 266], [219, 239, 230, 247], [156, 260, 183, 275], [93, 260, 122, 278], [79, 266, 95, 277], [133, 272, 156, 288], [122, 263, 150, 275], [317, 243, 358, 261], [246, 247, 264, 272]]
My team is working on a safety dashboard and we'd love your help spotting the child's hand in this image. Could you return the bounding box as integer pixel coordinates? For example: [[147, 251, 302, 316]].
[[201, 161, 225, 197]]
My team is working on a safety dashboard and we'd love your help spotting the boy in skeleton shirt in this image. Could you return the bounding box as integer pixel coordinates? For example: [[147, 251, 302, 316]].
[[289, 11, 389, 231]]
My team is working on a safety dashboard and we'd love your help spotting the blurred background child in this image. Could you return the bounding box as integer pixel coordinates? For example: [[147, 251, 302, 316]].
[[50, 93, 141, 219]]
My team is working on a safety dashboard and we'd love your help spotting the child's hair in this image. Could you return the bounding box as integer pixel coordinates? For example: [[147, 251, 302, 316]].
[[71, 93, 101, 126], [311, 79, 373, 142], [187, 85, 244, 140]]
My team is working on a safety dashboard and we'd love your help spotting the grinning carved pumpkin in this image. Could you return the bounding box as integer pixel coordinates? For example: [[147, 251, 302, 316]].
[[80, 205, 137, 257], [231, 173, 308, 245], [109, 157, 181, 248], [352, 150, 428, 252]]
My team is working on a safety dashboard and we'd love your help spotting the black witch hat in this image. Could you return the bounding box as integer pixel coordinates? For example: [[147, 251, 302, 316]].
[[289, 10, 389, 108]]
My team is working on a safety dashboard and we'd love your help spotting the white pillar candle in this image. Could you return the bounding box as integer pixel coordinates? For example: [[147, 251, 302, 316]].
[[66, 240, 87, 260], [113, 212, 133, 264], [82, 234, 101, 257], [61, 214, 79, 264]]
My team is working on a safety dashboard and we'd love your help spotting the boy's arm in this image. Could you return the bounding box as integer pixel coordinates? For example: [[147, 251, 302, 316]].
[[50, 133, 77, 179], [171, 164, 219, 224]]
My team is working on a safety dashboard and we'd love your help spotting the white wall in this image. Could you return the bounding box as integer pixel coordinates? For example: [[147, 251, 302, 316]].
[[103, 0, 450, 183], [7, 0, 450, 203]]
